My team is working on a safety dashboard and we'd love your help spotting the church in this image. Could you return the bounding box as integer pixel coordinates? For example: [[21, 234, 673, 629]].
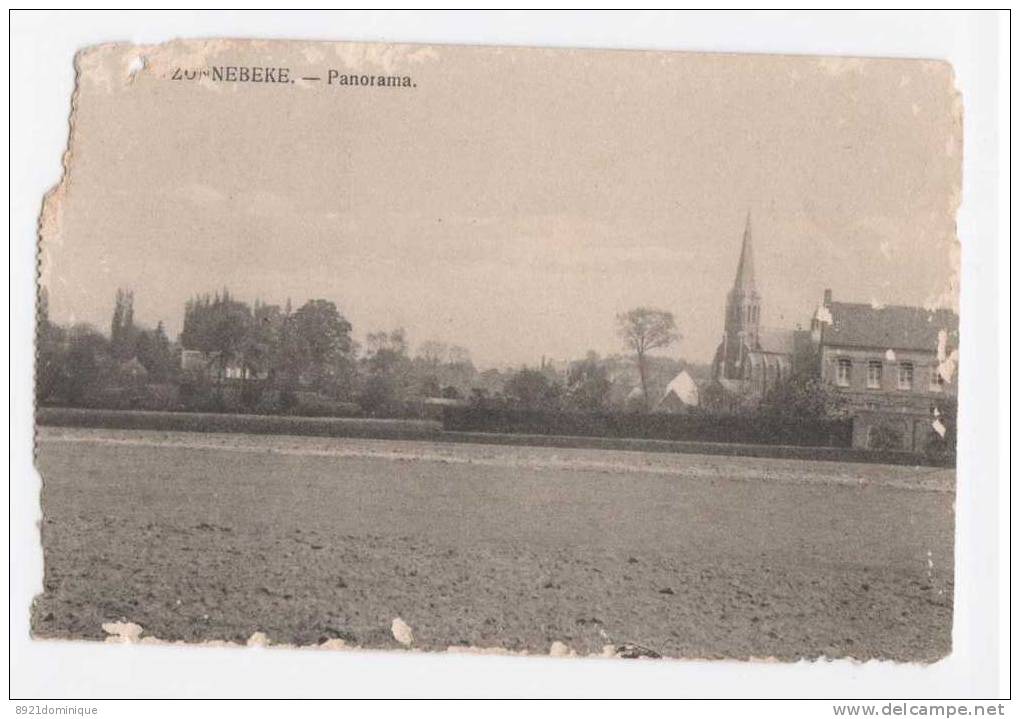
[[706, 213, 810, 409], [700, 213, 958, 452]]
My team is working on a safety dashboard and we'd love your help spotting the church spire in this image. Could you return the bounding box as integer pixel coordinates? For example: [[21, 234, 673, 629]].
[[733, 210, 756, 291]]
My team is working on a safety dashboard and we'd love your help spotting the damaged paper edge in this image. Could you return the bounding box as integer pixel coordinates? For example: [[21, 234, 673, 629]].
[[83, 619, 898, 664]]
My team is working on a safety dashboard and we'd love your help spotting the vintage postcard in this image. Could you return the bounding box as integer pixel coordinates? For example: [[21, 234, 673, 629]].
[[35, 39, 960, 662]]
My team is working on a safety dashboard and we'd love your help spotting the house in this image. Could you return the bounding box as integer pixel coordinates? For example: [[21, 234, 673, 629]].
[[180, 349, 268, 381], [653, 370, 699, 413], [812, 290, 958, 451], [115, 356, 149, 384], [624, 385, 646, 412], [420, 396, 470, 420]]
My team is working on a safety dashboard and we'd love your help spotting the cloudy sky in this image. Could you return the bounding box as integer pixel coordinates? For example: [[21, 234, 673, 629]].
[[41, 40, 960, 368]]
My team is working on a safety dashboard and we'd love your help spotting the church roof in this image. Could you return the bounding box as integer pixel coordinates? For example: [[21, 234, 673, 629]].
[[756, 328, 797, 355], [732, 211, 756, 292], [824, 301, 959, 352]]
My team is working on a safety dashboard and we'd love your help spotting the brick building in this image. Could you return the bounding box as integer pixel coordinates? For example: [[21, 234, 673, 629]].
[[811, 291, 958, 451]]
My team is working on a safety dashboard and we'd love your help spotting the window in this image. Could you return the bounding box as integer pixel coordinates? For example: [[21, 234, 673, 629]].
[[930, 366, 945, 391], [836, 358, 852, 387], [867, 360, 883, 389], [898, 362, 914, 390]]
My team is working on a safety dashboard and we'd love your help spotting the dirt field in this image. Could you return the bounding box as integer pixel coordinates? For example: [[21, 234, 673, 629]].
[[32, 427, 955, 661]]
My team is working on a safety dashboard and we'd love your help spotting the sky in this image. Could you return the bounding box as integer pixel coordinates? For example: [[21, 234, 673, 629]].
[[40, 40, 961, 369]]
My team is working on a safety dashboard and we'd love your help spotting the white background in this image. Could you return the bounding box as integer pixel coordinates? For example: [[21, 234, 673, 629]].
[[7, 9, 1010, 706]]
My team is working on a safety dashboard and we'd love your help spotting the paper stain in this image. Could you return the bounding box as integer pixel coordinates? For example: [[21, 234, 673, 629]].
[[102, 621, 143, 643], [391, 617, 414, 646], [246, 631, 269, 648], [935, 329, 959, 384], [548, 640, 575, 657], [125, 54, 146, 82]]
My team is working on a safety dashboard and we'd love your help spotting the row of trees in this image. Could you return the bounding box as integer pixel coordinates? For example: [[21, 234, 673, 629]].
[[37, 289, 178, 405], [37, 287, 850, 423], [180, 292, 357, 397], [37, 288, 708, 417]]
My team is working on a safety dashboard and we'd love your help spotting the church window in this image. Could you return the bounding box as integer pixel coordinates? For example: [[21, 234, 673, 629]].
[[898, 362, 914, 390], [867, 360, 882, 389], [836, 358, 851, 386]]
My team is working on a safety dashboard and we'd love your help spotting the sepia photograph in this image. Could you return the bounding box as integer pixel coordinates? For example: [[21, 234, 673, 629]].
[[10, 8, 1009, 707]]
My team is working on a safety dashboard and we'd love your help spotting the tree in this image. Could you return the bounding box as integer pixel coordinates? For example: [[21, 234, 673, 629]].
[[440, 385, 463, 400], [241, 301, 283, 383], [447, 345, 472, 366], [616, 308, 679, 411], [366, 328, 408, 357], [758, 345, 846, 422], [414, 340, 448, 397], [36, 287, 66, 403], [287, 299, 355, 395], [868, 423, 904, 451], [110, 288, 137, 360], [133, 321, 177, 382], [565, 351, 611, 412], [360, 328, 414, 415], [180, 291, 252, 372], [416, 340, 448, 367], [60, 324, 111, 404], [759, 373, 847, 421], [504, 368, 562, 410], [420, 375, 442, 398]]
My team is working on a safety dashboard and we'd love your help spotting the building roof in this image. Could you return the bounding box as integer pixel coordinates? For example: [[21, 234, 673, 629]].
[[120, 357, 147, 372], [756, 328, 797, 355], [824, 301, 959, 352], [625, 386, 645, 400], [657, 370, 699, 407]]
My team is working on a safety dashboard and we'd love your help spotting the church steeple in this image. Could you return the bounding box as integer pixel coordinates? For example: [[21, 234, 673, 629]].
[[713, 211, 763, 381], [733, 210, 756, 292]]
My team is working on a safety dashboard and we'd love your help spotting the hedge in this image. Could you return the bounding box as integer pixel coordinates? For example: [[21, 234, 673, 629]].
[[37, 407, 442, 440], [439, 430, 952, 467], [441, 406, 853, 448], [37, 407, 952, 467]]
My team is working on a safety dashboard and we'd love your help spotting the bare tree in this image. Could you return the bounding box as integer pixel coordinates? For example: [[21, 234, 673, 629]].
[[416, 340, 449, 367], [447, 344, 472, 366], [616, 307, 680, 410]]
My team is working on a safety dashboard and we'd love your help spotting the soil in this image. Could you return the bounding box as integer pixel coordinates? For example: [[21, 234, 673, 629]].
[[32, 427, 954, 662]]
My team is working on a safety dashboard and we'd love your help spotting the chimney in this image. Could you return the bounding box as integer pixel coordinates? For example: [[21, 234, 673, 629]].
[[823, 288, 832, 306]]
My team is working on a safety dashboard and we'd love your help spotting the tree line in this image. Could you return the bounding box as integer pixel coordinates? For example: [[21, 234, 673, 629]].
[[37, 288, 705, 417], [36, 287, 859, 425]]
